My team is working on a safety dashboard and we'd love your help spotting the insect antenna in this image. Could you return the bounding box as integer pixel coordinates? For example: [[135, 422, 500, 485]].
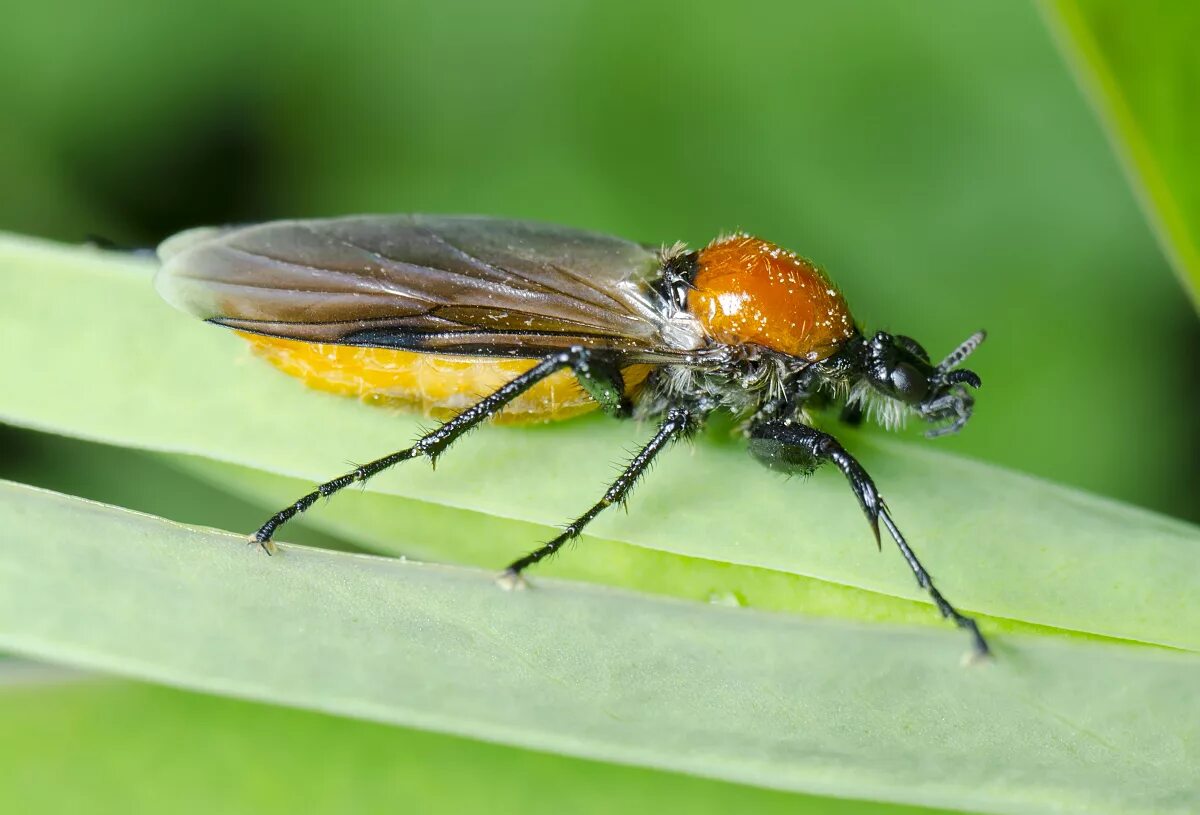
[[937, 330, 986, 371]]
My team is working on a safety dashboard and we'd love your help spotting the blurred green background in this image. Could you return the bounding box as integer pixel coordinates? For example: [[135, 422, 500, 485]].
[[0, 1, 1195, 813]]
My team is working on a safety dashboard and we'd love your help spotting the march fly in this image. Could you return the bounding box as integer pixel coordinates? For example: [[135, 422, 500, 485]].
[[156, 215, 988, 657]]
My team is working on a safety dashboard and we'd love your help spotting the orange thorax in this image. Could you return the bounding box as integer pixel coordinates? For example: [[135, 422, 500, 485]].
[[690, 234, 855, 361]]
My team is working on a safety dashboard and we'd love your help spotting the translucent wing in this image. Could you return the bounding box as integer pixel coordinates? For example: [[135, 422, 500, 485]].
[[156, 215, 706, 360]]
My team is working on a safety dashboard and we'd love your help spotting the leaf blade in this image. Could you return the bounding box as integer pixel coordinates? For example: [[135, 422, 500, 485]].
[[1042, 0, 1200, 308], [0, 675, 954, 815], [1, 480, 1198, 815]]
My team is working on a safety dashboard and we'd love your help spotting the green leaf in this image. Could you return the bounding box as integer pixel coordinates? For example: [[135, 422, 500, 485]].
[[2, 481, 1198, 815], [0, 670, 951, 815], [0, 235, 1197, 652], [1042, 0, 1200, 308]]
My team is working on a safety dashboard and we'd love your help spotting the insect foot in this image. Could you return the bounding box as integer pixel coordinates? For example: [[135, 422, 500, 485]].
[[495, 568, 529, 592], [247, 533, 278, 556]]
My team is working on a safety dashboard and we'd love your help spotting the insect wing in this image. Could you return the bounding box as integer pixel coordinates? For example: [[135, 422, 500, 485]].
[[156, 215, 701, 359]]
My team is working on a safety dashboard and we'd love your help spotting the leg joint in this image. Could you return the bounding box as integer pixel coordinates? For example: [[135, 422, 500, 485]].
[[560, 345, 590, 365]]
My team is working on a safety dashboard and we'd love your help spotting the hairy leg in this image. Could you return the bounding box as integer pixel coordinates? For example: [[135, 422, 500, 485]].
[[252, 346, 623, 551], [499, 406, 697, 585], [749, 419, 989, 658]]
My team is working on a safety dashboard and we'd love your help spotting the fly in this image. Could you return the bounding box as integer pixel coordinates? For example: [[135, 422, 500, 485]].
[[156, 215, 989, 657]]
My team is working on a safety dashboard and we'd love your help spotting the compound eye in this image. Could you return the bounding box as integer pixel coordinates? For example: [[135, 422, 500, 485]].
[[889, 363, 929, 404]]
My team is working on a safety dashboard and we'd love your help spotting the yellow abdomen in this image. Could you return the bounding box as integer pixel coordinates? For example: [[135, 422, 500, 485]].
[[240, 334, 649, 424]]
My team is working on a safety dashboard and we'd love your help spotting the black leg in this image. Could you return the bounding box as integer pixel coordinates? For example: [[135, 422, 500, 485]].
[[498, 406, 696, 586], [252, 347, 594, 552], [894, 334, 931, 362], [749, 420, 989, 658]]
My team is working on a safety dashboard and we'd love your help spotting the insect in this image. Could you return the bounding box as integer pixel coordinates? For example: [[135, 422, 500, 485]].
[[156, 215, 989, 656]]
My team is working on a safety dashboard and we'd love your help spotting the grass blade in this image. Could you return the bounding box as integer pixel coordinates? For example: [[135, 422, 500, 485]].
[[0, 678, 953, 815], [1042, 0, 1200, 308], [1, 480, 1197, 815]]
